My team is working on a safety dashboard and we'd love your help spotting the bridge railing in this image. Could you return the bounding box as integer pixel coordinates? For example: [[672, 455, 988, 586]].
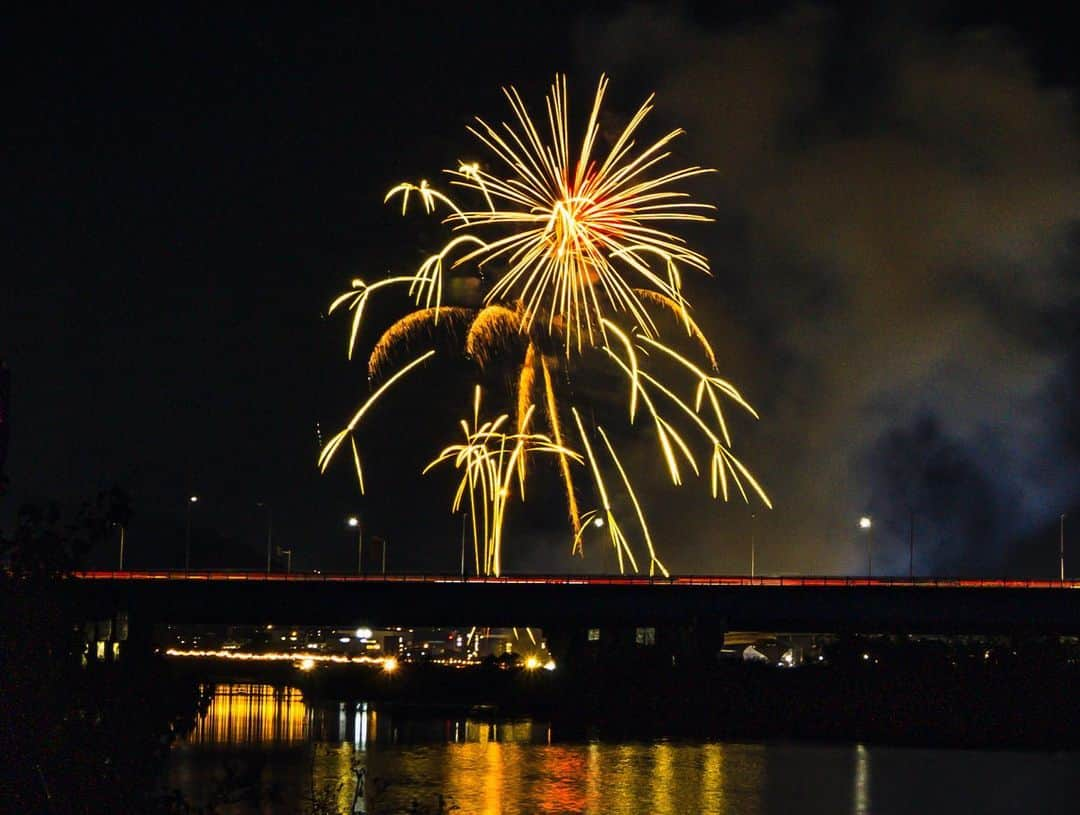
[[71, 570, 1080, 589]]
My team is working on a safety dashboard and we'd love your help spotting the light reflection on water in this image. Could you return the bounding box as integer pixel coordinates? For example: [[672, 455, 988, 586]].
[[187, 684, 308, 745], [168, 684, 1075, 815]]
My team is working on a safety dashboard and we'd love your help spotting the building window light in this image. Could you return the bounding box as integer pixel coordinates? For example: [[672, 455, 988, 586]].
[[635, 627, 656, 646]]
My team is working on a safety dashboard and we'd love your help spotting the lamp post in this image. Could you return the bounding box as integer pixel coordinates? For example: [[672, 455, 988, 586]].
[[1062, 514, 1067, 582], [348, 516, 363, 574], [908, 507, 915, 580], [460, 513, 468, 578], [859, 516, 873, 578], [257, 501, 273, 573], [184, 495, 199, 572], [279, 548, 292, 574], [750, 512, 756, 579], [115, 522, 126, 570]]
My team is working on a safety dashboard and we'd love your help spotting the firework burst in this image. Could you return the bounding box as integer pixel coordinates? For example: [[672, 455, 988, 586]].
[[320, 75, 770, 576]]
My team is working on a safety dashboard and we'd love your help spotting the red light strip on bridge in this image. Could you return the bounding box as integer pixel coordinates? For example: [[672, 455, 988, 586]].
[[72, 570, 1080, 589]]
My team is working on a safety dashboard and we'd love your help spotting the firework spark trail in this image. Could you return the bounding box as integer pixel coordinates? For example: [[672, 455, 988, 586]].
[[597, 426, 668, 577], [601, 343, 693, 485], [329, 276, 425, 361], [515, 342, 537, 495], [319, 74, 771, 574], [636, 366, 768, 503], [635, 334, 758, 446], [631, 289, 718, 371], [369, 307, 472, 379], [571, 407, 639, 573], [385, 180, 468, 222], [465, 304, 522, 367], [318, 350, 435, 493], [409, 235, 488, 315], [612, 245, 692, 334], [540, 353, 583, 544], [603, 337, 771, 508], [425, 389, 581, 576]]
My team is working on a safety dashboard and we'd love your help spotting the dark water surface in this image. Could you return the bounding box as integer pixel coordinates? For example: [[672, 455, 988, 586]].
[[166, 684, 1076, 813]]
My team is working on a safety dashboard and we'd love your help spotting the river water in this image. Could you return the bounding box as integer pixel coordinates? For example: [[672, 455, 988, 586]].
[[166, 684, 1075, 814]]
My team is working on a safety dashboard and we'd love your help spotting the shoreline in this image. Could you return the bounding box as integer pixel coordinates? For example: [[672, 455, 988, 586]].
[[167, 651, 1080, 751]]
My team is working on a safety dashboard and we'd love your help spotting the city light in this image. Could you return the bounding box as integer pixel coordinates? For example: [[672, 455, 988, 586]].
[[298, 657, 315, 672], [859, 516, 872, 530], [347, 516, 359, 528], [355, 627, 373, 640], [189, 495, 199, 503], [524, 655, 540, 671], [165, 648, 396, 669]]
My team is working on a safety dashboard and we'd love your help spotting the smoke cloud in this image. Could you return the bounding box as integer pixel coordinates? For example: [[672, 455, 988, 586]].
[[573, 6, 1080, 575]]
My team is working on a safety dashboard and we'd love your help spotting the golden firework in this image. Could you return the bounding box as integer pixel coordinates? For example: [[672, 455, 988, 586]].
[[319, 75, 770, 575], [424, 387, 581, 576], [449, 75, 714, 353]]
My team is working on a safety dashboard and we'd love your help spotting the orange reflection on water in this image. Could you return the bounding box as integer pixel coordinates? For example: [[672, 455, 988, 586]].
[[652, 742, 675, 814], [178, 685, 769, 813], [536, 746, 588, 813], [188, 683, 307, 745], [435, 738, 766, 814]]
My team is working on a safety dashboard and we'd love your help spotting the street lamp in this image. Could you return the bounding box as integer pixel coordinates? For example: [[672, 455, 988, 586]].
[[278, 547, 293, 574], [114, 522, 127, 570], [460, 512, 468, 578], [185, 495, 199, 572], [348, 516, 363, 574], [593, 516, 604, 528], [859, 516, 872, 578], [750, 512, 757, 579], [1062, 514, 1067, 582], [908, 507, 915, 581]]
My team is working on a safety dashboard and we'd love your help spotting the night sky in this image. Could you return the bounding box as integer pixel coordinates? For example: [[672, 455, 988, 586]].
[[4, 2, 1078, 576]]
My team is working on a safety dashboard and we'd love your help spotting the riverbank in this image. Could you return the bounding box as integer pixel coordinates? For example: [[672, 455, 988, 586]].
[[166, 642, 1080, 750]]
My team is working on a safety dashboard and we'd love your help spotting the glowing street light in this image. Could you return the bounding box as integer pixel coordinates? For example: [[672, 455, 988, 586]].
[[592, 516, 604, 528], [859, 516, 873, 577], [347, 516, 363, 574], [185, 495, 199, 572]]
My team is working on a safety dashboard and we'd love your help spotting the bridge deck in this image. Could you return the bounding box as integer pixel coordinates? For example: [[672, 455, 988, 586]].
[[66, 571, 1080, 634]]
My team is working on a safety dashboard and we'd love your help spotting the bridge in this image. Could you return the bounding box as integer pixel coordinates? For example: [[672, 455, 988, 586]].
[[70, 571, 1080, 636]]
